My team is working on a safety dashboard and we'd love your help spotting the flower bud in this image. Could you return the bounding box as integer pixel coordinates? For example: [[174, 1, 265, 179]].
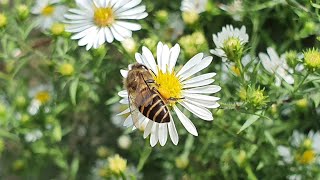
[[0, 13, 7, 28], [97, 146, 110, 158], [175, 155, 189, 169], [285, 50, 298, 68], [155, 10, 168, 23], [303, 48, 320, 71], [222, 37, 243, 62], [58, 63, 74, 76], [182, 12, 199, 25], [251, 88, 267, 107], [121, 38, 137, 54], [16, 4, 29, 21], [295, 98, 308, 111], [51, 23, 65, 36]]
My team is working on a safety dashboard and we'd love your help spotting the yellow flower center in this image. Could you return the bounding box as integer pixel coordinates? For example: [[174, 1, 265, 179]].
[[296, 150, 316, 165], [154, 68, 182, 105], [304, 48, 320, 71], [94, 7, 114, 27], [51, 23, 65, 35], [59, 63, 74, 76], [41, 6, 55, 16], [108, 154, 127, 175], [0, 13, 7, 27], [35, 91, 50, 104]]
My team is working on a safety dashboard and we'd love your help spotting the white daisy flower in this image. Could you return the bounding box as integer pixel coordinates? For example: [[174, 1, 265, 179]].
[[181, 0, 208, 14], [64, 0, 148, 50], [219, 0, 244, 21], [118, 42, 221, 147], [27, 84, 53, 115], [258, 47, 294, 86], [31, 0, 67, 30], [278, 130, 320, 166], [210, 25, 249, 61]]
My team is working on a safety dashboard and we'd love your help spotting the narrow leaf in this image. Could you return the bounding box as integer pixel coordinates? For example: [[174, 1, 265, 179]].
[[69, 78, 79, 105]]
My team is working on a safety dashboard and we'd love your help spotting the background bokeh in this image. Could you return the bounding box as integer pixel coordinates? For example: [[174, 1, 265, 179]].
[[0, 0, 320, 179]]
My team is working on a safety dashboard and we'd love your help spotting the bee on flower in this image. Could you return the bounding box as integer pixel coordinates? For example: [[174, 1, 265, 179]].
[[118, 42, 221, 147], [259, 47, 294, 86], [64, 0, 148, 50], [31, 0, 67, 30]]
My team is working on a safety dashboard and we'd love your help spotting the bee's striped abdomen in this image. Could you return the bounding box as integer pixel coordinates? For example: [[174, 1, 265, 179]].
[[138, 89, 170, 123]]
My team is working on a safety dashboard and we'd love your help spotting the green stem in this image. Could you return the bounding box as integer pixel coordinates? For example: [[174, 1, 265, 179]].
[[293, 72, 310, 93]]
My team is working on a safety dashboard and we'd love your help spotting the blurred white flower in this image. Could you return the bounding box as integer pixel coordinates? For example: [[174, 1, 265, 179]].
[[118, 42, 221, 147], [219, 0, 244, 21], [121, 37, 137, 53], [210, 25, 249, 61], [259, 47, 294, 86], [25, 129, 43, 142], [64, 0, 148, 50], [181, 0, 207, 14], [28, 84, 53, 115], [118, 135, 132, 150], [278, 130, 320, 166], [31, 0, 67, 30]]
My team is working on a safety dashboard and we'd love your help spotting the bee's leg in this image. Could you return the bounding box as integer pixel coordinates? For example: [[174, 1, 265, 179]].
[[145, 79, 155, 84], [168, 97, 185, 102]]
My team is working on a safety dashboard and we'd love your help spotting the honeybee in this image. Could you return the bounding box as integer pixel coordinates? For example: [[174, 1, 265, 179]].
[[125, 63, 170, 126]]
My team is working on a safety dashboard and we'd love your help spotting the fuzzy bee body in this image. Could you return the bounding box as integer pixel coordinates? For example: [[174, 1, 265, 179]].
[[125, 63, 170, 124]]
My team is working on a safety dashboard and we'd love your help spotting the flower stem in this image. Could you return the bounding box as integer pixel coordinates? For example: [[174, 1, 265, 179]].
[[293, 72, 310, 93]]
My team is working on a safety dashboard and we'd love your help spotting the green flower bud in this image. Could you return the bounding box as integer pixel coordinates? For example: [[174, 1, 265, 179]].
[[16, 4, 29, 21], [222, 37, 243, 62], [182, 11, 199, 25], [175, 155, 189, 169], [303, 48, 320, 71], [155, 10, 168, 23], [0, 13, 7, 28], [285, 50, 298, 68]]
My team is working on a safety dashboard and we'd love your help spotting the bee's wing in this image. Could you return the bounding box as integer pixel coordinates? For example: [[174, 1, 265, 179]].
[[128, 94, 142, 128]]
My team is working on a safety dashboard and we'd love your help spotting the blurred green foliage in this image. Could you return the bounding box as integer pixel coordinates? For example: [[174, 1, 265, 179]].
[[0, 0, 320, 179]]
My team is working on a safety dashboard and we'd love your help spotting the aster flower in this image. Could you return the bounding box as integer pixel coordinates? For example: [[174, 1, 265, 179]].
[[210, 25, 249, 62], [219, 0, 244, 21], [259, 47, 294, 86], [27, 84, 53, 115], [181, 0, 208, 14], [64, 0, 148, 50], [278, 130, 320, 166], [31, 0, 67, 30], [118, 42, 221, 147]]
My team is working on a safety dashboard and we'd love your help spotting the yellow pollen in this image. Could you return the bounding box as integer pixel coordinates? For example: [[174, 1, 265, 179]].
[[35, 91, 50, 104], [154, 68, 182, 105], [296, 150, 315, 165], [94, 7, 114, 27], [41, 6, 55, 16]]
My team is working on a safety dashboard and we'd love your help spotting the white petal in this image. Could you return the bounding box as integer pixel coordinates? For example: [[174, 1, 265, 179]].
[[182, 73, 216, 85], [183, 85, 221, 94], [158, 123, 168, 146], [179, 101, 213, 121], [168, 116, 179, 145], [116, 21, 142, 31], [160, 44, 170, 72], [157, 42, 164, 70], [183, 79, 214, 89], [104, 27, 114, 43], [110, 26, 125, 41], [183, 93, 220, 102], [150, 124, 159, 147], [143, 120, 153, 138], [117, 108, 130, 116], [179, 56, 213, 81], [142, 47, 158, 73], [120, 69, 128, 78], [176, 53, 203, 77], [184, 98, 220, 109], [173, 106, 198, 136], [118, 90, 128, 97], [168, 44, 180, 73], [123, 115, 133, 127]]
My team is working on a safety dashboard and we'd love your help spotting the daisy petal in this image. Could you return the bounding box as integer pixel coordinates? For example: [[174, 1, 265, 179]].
[[180, 101, 213, 121], [179, 56, 213, 81], [173, 105, 198, 136], [168, 116, 179, 145], [176, 53, 203, 77], [150, 124, 159, 147], [158, 123, 168, 146], [116, 108, 130, 116]]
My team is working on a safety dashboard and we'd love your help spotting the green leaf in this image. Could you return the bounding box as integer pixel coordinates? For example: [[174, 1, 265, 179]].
[[310, 0, 320, 9], [52, 123, 62, 142], [311, 93, 320, 107], [70, 156, 79, 180], [238, 113, 261, 134], [264, 131, 276, 147], [69, 78, 79, 105]]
